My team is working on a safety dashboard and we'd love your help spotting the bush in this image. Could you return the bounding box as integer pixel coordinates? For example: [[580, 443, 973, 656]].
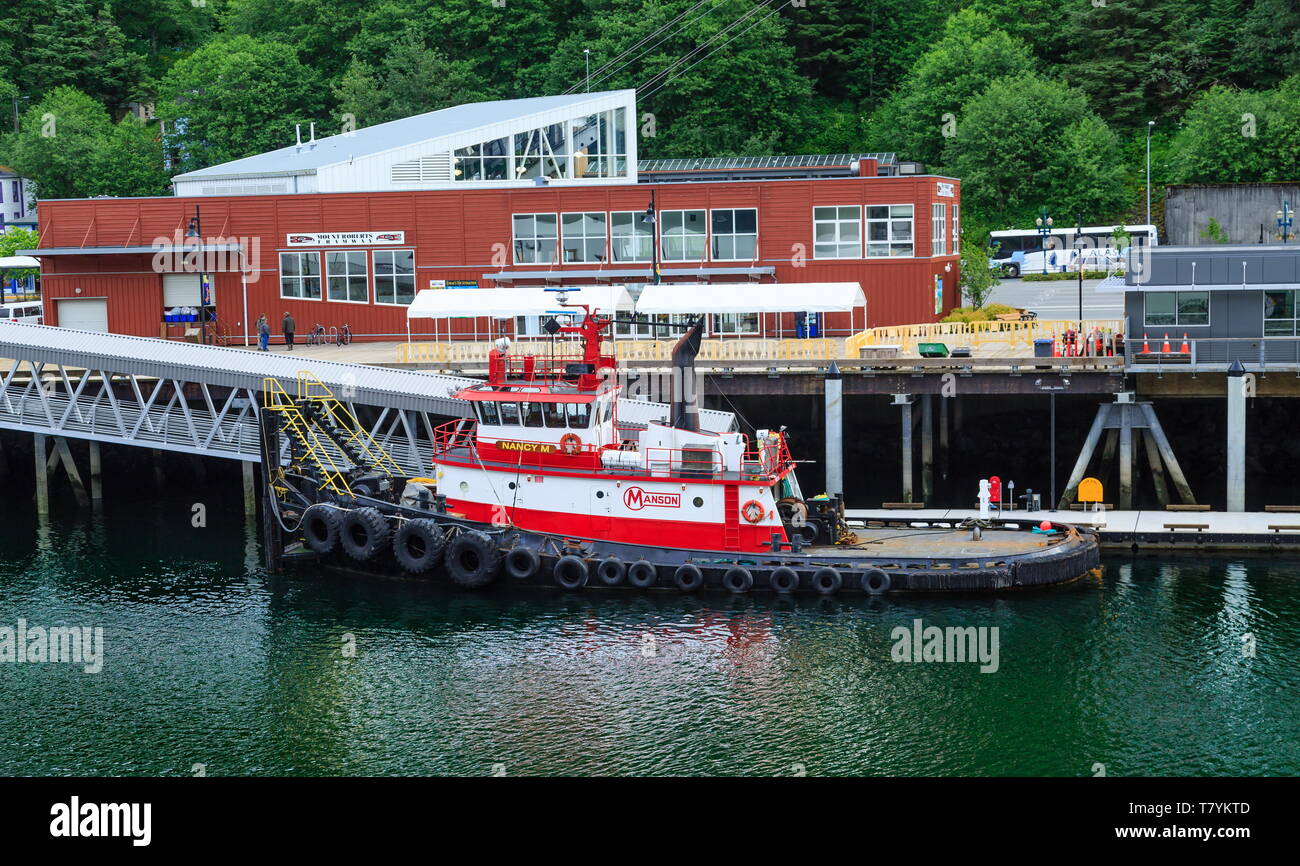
[[1021, 271, 1110, 281]]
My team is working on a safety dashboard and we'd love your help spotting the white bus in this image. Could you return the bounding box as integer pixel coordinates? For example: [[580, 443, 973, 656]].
[[0, 300, 43, 324], [989, 224, 1158, 277]]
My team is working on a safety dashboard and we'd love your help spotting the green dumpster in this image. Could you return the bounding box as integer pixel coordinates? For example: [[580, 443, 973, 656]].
[[917, 342, 950, 358]]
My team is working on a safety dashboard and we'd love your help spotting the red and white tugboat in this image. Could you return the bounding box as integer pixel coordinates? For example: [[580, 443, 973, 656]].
[[262, 291, 1100, 594]]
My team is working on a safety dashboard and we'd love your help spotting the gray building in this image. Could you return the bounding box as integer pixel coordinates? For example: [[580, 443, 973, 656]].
[[1123, 244, 1300, 368], [1163, 183, 1300, 245]]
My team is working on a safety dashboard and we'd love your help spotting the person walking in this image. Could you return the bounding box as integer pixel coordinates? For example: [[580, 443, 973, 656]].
[[257, 315, 270, 351], [282, 311, 296, 351]]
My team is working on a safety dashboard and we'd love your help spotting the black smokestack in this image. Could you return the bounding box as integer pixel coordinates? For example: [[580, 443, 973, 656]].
[[670, 317, 704, 432]]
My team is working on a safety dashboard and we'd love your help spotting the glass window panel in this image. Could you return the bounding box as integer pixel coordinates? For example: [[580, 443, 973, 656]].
[[661, 210, 707, 261], [891, 205, 914, 218], [867, 206, 889, 220], [325, 250, 367, 302], [479, 401, 500, 425], [374, 250, 415, 305], [611, 212, 652, 262], [521, 401, 544, 427], [543, 402, 566, 427], [513, 213, 558, 263], [1264, 290, 1294, 320], [498, 402, 520, 425], [1178, 292, 1209, 325], [1145, 292, 1177, 326], [866, 204, 914, 257], [566, 403, 591, 427], [813, 206, 861, 259]]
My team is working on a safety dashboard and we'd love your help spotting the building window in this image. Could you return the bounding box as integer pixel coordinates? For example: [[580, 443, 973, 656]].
[[931, 204, 947, 256], [813, 206, 861, 258], [610, 211, 652, 262], [279, 252, 321, 300], [453, 138, 509, 181], [1265, 290, 1299, 335], [374, 249, 416, 305], [513, 213, 558, 264], [572, 108, 628, 178], [561, 212, 607, 263], [710, 209, 757, 260], [1145, 291, 1209, 327], [868, 205, 914, 257], [952, 204, 960, 255], [661, 210, 706, 261], [514, 123, 569, 179], [711, 312, 759, 335], [326, 250, 369, 303]]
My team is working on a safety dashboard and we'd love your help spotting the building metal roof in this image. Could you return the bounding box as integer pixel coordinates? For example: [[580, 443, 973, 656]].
[[486, 266, 775, 281], [172, 91, 632, 183], [638, 154, 896, 172]]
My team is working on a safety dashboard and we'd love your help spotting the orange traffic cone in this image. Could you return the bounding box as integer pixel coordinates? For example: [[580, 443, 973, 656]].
[[1179, 333, 1190, 354], [1161, 333, 1172, 353], [1142, 333, 1150, 354]]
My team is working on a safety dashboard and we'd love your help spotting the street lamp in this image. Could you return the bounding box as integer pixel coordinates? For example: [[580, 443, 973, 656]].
[[642, 190, 659, 285], [1035, 209, 1053, 275], [1146, 120, 1155, 228], [584, 49, 590, 92], [1277, 201, 1295, 243]]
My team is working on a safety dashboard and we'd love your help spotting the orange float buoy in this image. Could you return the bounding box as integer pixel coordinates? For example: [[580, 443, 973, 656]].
[[1039, 520, 1053, 531]]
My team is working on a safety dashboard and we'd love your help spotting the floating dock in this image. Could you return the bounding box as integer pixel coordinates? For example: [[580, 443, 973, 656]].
[[847, 508, 1300, 552]]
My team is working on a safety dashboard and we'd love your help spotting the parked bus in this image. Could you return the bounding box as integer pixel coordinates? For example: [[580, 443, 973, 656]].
[[0, 300, 43, 324], [989, 224, 1158, 277]]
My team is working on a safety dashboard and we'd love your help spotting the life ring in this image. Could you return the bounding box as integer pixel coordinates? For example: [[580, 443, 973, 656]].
[[340, 507, 391, 562], [741, 499, 765, 524], [559, 433, 582, 455], [392, 518, 444, 573]]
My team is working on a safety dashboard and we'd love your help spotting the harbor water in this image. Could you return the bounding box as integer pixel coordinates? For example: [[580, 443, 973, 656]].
[[1, 495, 1297, 777]]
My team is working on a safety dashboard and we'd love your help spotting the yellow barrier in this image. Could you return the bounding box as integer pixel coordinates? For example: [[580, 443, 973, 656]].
[[397, 337, 847, 365], [844, 319, 1124, 357]]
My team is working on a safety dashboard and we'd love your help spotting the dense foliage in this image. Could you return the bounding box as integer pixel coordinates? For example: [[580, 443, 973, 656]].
[[0, 0, 1296, 229]]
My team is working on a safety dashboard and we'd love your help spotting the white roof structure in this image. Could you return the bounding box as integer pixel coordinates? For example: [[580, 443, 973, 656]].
[[0, 256, 39, 269], [172, 89, 637, 197], [407, 285, 633, 320], [636, 282, 865, 314]]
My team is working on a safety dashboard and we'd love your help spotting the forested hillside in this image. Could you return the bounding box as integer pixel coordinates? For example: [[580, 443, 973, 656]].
[[1, 0, 1298, 232]]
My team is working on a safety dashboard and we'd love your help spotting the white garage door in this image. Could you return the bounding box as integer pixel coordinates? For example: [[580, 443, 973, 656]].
[[162, 273, 202, 307], [57, 298, 108, 332]]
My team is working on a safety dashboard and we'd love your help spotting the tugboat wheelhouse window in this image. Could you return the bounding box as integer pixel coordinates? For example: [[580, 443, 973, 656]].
[[513, 214, 558, 264], [326, 250, 368, 303], [499, 402, 521, 425], [477, 401, 500, 425], [279, 252, 321, 300]]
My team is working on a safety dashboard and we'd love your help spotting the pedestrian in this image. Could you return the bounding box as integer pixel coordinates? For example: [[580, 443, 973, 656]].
[[282, 311, 296, 351], [257, 315, 270, 352]]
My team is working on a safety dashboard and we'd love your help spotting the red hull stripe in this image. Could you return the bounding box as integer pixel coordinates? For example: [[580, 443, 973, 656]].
[[444, 499, 784, 552]]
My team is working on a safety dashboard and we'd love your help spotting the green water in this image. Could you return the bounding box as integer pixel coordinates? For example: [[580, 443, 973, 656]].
[[1, 503, 1297, 777]]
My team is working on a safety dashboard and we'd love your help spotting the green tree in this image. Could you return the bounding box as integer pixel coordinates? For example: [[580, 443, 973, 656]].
[[2, 86, 113, 199], [1167, 85, 1280, 183], [866, 9, 1036, 168], [332, 32, 484, 129], [945, 74, 1129, 226], [0, 226, 40, 280], [958, 223, 1000, 309], [92, 115, 169, 196], [156, 35, 325, 172]]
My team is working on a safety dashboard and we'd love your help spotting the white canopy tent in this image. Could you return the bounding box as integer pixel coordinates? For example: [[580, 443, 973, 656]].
[[405, 284, 634, 342], [0, 256, 40, 269], [635, 282, 865, 314]]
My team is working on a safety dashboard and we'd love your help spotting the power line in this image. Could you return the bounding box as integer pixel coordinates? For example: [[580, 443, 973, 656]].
[[567, 0, 719, 94], [640, 0, 786, 99]]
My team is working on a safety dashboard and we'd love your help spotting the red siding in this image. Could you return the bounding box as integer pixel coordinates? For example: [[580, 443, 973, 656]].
[[35, 175, 961, 340]]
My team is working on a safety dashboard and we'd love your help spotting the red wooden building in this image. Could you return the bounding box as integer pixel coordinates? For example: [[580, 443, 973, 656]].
[[26, 89, 960, 342]]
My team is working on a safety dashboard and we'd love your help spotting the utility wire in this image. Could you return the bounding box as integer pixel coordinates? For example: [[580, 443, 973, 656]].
[[570, 0, 722, 94], [640, 0, 787, 99], [636, 0, 778, 95]]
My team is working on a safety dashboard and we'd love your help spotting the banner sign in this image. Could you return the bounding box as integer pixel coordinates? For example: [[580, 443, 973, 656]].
[[287, 232, 405, 247], [936, 182, 955, 198]]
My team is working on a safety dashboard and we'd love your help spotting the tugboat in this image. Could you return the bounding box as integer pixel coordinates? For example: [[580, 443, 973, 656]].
[[260, 291, 1100, 594]]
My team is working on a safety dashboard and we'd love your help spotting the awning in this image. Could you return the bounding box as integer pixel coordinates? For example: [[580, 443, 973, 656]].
[[407, 284, 634, 319], [636, 282, 865, 314], [17, 244, 245, 257], [0, 256, 40, 269]]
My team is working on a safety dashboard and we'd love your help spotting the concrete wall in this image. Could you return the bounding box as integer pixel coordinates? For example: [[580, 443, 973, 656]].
[[1165, 183, 1300, 245]]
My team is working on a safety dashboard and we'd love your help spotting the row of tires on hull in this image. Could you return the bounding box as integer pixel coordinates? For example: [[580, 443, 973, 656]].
[[300, 505, 892, 594]]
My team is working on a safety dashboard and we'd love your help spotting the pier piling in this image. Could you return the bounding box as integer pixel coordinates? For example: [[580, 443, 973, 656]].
[[1226, 361, 1247, 511], [896, 395, 914, 503], [921, 394, 934, 504], [242, 461, 257, 517], [33, 433, 49, 517], [88, 440, 103, 503], [823, 363, 843, 497]]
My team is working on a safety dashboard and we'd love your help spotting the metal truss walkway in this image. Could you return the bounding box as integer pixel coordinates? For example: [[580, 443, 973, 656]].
[[0, 324, 733, 477]]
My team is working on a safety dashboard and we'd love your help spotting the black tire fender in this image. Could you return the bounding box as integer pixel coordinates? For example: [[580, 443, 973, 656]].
[[392, 518, 444, 573], [673, 563, 704, 592], [445, 530, 502, 589], [596, 557, 626, 586], [862, 568, 891, 595], [553, 554, 589, 590], [303, 506, 342, 555], [504, 546, 541, 580], [340, 506, 390, 561], [722, 566, 753, 593], [627, 559, 657, 589], [770, 566, 800, 594], [812, 566, 842, 595]]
